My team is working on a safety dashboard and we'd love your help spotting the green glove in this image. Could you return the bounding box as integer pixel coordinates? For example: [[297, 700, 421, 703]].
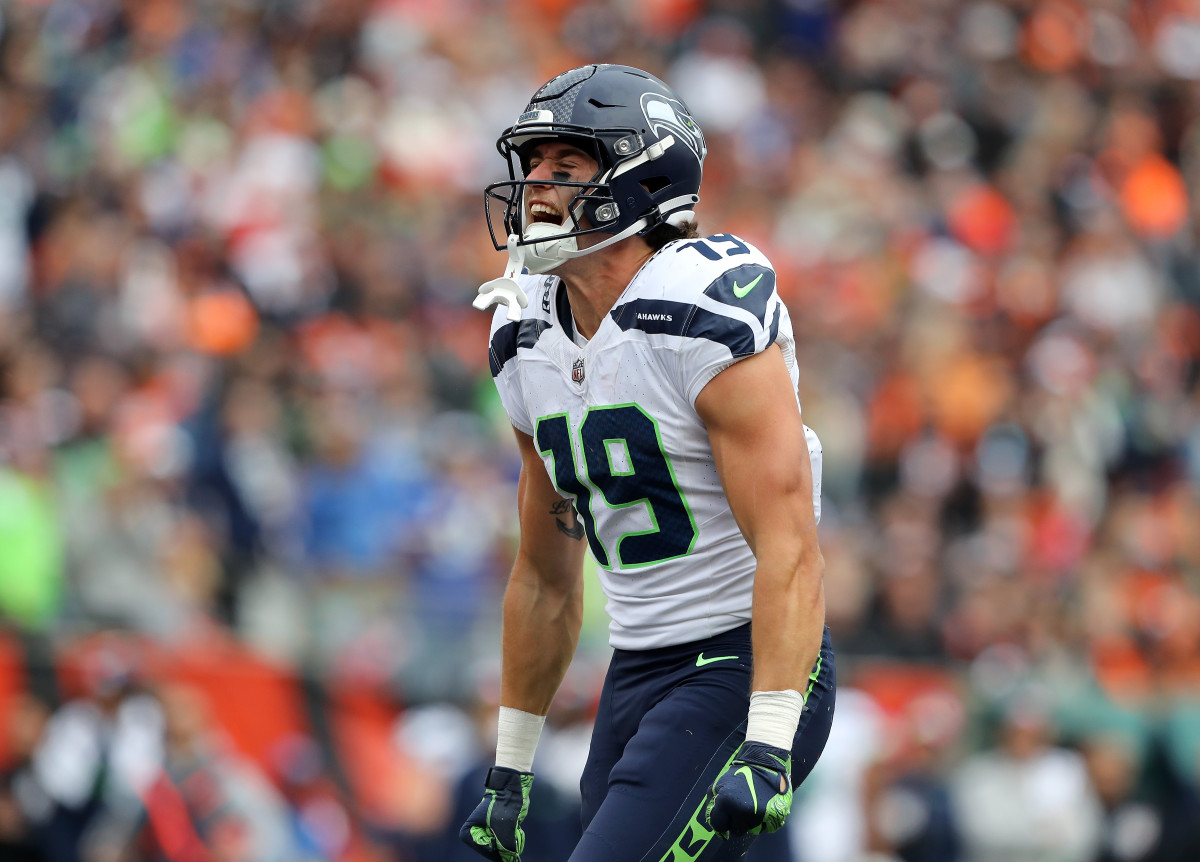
[[703, 741, 793, 838], [460, 766, 534, 861]]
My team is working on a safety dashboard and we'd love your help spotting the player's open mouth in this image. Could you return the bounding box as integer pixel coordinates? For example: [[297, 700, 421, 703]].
[[529, 202, 564, 225]]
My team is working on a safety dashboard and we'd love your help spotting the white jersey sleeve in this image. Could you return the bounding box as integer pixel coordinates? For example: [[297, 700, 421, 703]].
[[642, 233, 797, 406]]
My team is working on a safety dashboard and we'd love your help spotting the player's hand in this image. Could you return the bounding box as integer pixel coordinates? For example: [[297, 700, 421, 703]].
[[703, 741, 793, 838], [459, 766, 534, 861]]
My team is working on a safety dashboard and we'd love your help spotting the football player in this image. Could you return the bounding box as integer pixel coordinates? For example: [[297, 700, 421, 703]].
[[462, 64, 835, 862]]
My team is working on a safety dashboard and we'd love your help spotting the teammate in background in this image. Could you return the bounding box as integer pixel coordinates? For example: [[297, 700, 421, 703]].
[[461, 64, 835, 861]]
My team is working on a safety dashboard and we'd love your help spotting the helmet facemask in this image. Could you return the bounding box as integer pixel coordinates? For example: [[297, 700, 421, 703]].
[[475, 65, 705, 317], [484, 123, 649, 274]]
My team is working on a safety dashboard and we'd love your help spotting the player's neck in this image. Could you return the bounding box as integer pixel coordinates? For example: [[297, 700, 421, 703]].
[[555, 239, 655, 340]]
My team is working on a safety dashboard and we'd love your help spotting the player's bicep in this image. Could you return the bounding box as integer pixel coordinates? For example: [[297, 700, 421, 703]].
[[695, 345, 816, 552], [512, 427, 587, 583]]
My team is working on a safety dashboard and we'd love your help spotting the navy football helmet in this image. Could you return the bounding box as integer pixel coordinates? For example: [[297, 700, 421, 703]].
[[484, 64, 707, 274]]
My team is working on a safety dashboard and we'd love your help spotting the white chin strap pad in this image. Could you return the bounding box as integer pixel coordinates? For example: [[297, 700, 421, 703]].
[[522, 221, 579, 275]]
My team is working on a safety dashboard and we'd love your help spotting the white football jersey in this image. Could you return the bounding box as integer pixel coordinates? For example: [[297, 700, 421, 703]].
[[488, 233, 822, 650]]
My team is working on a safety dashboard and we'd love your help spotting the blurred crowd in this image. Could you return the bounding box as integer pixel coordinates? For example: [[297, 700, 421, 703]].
[[0, 0, 1199, 860]]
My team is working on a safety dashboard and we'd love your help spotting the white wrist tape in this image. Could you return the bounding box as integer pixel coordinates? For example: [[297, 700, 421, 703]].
[[745, 690, 805, 751], [495, 706, 546, 773]]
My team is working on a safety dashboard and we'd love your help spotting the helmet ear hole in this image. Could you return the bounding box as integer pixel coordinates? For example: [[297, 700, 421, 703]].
[[641, 176, 671, 195]]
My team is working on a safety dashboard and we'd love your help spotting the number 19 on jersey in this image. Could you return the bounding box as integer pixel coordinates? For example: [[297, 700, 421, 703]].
[[536, 404, 697, 569]]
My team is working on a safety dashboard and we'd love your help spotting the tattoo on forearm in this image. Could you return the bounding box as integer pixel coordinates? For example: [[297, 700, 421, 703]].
[[550, 499, 585, 540]]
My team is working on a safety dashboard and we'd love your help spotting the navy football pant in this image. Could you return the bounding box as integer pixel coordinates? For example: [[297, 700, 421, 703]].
[[572, 624, 836, 861]]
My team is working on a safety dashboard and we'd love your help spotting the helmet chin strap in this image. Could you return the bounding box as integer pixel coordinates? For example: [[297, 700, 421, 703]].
[[543, 190, 700, 265], [474, 193, 698, 319], [473, 217, 650, 320], [521, 221, 581, 274], [523, 217, 651, 273]]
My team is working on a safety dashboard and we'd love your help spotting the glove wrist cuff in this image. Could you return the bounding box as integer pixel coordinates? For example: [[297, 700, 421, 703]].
[[745, 689, 804, 751], [495, 706, 546, 772]]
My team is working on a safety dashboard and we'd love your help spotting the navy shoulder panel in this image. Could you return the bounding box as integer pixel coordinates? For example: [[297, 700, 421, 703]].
[[684, 307, 757, 357], [489, 318, 552, 377], [489, 322, 518, 377], [702, 262, 775, 328], [609, 299, 691, 337], [609, 299, 758, 357]]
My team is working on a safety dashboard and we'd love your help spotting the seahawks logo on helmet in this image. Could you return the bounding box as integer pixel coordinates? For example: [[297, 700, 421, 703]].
[[517, 109, 555, 126], [640, 94, 706, 162]]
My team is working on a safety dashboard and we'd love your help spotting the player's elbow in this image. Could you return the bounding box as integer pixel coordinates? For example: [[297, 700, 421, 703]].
[[754, 531, 823, 593], [799, 544, 825, 602], [510, 550, 584, 614], [784, 537, 824, 594]]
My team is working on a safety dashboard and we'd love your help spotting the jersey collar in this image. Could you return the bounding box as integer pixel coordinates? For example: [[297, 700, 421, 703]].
[[553, 278, 577, 343]]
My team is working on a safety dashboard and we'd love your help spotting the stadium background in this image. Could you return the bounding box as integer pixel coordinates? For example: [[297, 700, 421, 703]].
[[1, 0, 1199, 859]]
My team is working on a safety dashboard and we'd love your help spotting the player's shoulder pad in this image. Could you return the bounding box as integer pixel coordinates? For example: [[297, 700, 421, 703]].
[[488, 273, 556, 377], [615, 233, 780, 356], [645, 234, 776, 319]]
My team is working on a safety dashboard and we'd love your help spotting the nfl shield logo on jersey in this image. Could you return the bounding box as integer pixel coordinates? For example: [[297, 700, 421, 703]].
[[572, 356, 585, 384]]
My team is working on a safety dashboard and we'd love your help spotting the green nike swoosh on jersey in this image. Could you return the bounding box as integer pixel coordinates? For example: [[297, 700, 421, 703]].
[[731, 274, 764, 298], [696, 653, 739, 667]]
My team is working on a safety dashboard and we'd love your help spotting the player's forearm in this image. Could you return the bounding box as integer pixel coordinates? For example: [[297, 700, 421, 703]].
[[499, 556, 584, 715], [749, 537, 825, 694]]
